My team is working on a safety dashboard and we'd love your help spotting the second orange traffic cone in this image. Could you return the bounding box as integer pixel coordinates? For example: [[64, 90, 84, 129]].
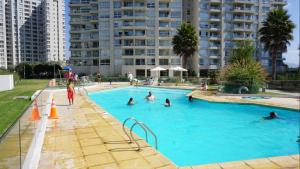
[[30, 99, 40, 121], [49, 98, 58, 119]]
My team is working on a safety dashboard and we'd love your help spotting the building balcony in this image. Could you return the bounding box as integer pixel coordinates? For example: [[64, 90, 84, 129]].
[[232, 0, 255, 5], [209, 64, 219, 69], [272, 0, 286, 5], [209, 0, 222, 3], [232, 8, 255, 13], [209, 45, 221, 50], [233, 17, 254, 23], [209, 55, 220, 59], [209, 8, 222, 13], [233, 37, 254, 41], [233, 27, 253, 32], [208, 27, 221, 31], [209, 36, 221, 41], [208, 17, 221, 22]]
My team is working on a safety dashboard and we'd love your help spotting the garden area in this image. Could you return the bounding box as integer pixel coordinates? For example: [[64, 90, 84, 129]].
[[0, 79, 48, 136]]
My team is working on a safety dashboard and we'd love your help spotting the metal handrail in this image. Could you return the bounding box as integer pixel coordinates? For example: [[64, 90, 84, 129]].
[[122, 117, 148, 143], [77, 85, 88, 95], [130, 122, 158, 151]]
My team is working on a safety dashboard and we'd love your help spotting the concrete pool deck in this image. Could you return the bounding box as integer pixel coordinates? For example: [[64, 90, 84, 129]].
[[35, 83, 299, 169]]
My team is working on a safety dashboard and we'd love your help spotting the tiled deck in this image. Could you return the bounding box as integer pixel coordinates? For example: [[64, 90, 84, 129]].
[[38, 88, 176, 169], [36, 84, 299, 169]]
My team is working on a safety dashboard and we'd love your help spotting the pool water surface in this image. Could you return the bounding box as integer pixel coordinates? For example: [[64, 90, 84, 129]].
[[89, 87, 300, 166]]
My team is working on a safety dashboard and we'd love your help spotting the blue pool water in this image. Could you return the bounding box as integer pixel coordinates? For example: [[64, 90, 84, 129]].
[[89, 87, 300, 166]]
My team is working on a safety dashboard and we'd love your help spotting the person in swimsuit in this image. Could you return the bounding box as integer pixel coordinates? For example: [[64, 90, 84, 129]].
[[165, 98, 171, 107], [128, 97, 134, 105], [264, 112, 278, 120], [67, 79, 75, 105]]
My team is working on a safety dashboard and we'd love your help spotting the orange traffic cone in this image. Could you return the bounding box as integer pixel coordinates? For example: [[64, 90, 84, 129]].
[[49, 98, 58, 119], [30, 99, 40, 121]]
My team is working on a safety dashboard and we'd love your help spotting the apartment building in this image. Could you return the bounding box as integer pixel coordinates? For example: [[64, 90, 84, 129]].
[[1, 0, 65, 68], [185, 0, 286, 75], [70, 0, 182, 76], [69, 0, 286, 77], [0, 0, 7, 69]]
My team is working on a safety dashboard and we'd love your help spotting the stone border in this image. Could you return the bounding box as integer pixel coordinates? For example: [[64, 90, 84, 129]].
[[22, 92, 53, 169]]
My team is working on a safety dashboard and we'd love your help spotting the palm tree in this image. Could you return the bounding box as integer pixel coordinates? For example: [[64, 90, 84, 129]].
[[259, 9, 295, 80], [172, 22, 199, 76]]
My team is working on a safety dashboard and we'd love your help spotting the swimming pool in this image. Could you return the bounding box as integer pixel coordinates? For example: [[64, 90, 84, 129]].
[[89, 87, 300, 166]]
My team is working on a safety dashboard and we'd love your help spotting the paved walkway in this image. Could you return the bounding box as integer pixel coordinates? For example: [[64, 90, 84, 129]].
[[38, 87, 176, 169]]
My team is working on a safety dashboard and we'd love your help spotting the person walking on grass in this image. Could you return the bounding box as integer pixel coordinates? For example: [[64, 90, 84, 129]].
[[67, 79, 75, 105]]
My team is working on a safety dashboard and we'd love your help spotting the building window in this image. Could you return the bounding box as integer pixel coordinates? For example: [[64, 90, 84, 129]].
[[100, 59, 110, 65], [136, 69, 145, 77], [136, 59, 145, 65], [160, 70, 168, 77], [147, 58, 155, 65], [124, 59, 134, 65], [93, 59, 99, 66], [99, 2, 110, 8], [159, 59, 169, 65]]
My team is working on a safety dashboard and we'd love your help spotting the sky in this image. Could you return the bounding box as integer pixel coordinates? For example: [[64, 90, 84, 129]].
[[64, 0, 299, 68]]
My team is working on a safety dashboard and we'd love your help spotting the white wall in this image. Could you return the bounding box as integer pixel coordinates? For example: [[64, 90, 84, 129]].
[[0, 75, 14, 91]]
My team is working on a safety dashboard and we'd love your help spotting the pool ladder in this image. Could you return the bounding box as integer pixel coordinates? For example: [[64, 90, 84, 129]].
[[122, 117, 158, 151]]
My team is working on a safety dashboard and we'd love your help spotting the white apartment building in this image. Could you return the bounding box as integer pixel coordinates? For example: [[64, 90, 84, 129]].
[[0, 0, 7, 69], [1, 0, 66, 68], [70, 0, 182, 77], [69, 0, 286, 77], [185, 0, 286, 75]]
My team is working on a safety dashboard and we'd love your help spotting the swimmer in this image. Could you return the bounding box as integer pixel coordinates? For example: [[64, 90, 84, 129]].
[[146, 91, 155, 101], [164, 98, 171, 107], [189, 95, 193, 102], [263, 112, 278, 120], [127, 97, 134, 105]]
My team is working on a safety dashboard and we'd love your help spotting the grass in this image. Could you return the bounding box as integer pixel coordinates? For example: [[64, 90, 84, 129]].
[[0, 79, 48, 136]]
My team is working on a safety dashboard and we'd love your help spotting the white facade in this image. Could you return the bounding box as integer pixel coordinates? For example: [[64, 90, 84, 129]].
[[69, 0, 286, 77], [0, 75, 14, 91], [44, 0, 66, 62], [70, 0, 182, 77], [0, 0, 7, 69], [1, 0, 66, 68]]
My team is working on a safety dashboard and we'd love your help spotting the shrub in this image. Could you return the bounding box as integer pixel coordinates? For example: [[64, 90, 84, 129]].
[[220, 41, 267, 94]]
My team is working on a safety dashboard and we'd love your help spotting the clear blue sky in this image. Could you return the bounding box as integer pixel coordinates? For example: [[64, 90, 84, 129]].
[[64, 0, 299, 67]]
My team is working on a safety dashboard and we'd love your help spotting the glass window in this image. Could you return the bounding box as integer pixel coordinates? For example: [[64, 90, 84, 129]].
[[100, 59, 110, 65], [99, 2, 110, 8], [136, 69, 145, 77], [147, 58, 155, 65], [159, 59, 169, 65], [124, 58, 134, 65], [136, 59, 145, 65]]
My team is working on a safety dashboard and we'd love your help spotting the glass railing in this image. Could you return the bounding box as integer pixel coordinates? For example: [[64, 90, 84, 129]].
[[0, 88, 47, 169]]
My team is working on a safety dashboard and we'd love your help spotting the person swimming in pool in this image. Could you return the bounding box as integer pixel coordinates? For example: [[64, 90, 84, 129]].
[[264, 112, 278, 120], [164, 98, 171, 107], [146, 91, 155, 101], [127, 97, 134, 105], [188, 95, 193, 102]]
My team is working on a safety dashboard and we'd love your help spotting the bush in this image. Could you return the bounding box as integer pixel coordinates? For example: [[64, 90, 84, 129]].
[[15, 63, 62, 79], [220, 41, 267, 94]]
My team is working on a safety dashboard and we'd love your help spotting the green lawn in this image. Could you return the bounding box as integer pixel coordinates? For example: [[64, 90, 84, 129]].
[[0, 79, 48, 136]]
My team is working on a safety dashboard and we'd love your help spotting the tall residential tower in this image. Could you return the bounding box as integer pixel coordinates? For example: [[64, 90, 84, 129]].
[[69, 0, 286, 77], [1, 0, 66, 68]]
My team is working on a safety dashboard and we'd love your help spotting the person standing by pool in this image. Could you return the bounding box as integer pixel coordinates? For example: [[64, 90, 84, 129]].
[[146, 91, 155, 101], [165, 98, 171, 107], [67, 79, 75, 105], [127, 97, 134, 105]]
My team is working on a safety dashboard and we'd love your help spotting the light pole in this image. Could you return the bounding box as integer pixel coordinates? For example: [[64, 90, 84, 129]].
[[53, 62, 56, 79], [23, 64, 25, 79]]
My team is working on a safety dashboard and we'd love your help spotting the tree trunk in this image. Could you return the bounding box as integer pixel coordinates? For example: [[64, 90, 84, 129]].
[[181, 56, 187, 69], [271, 49, 277, 80], [192, 53, 199, 77]]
